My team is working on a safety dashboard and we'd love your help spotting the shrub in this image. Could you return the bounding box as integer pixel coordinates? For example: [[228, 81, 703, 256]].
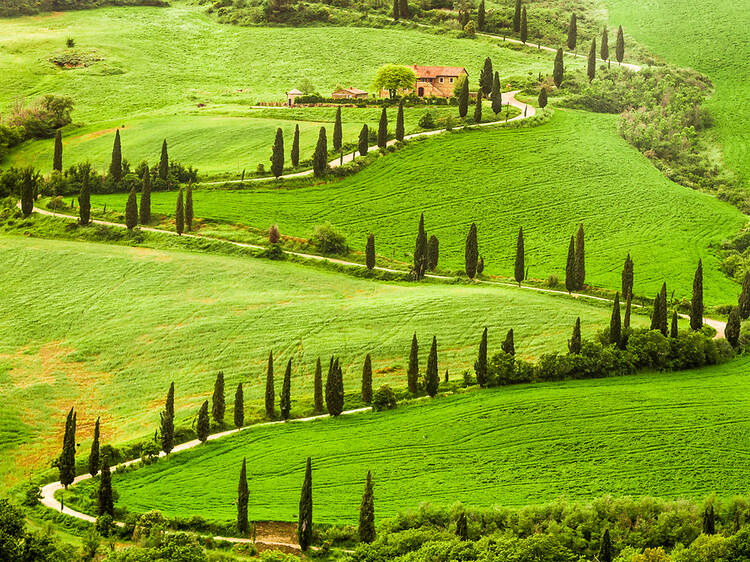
[[268, 224, 281, 244], [546, 275, 559, 287], [372, 384, 397, 411], [96, 513, 116, 537], [22, 483, 42, 506], [311, 222, 348, 254], [418, 111, 436, 129]]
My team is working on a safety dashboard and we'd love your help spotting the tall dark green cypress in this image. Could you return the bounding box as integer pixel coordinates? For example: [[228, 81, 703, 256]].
[[491, 71, 502, 115], [97, 457, 113, 517], [175, 188, 184, 235], [21, 168, 34, 217], [358, 471, 376, 544], [197, 400, 210, 443], [234, 382, 244, 428], [109, 129, 122, 182], [358, 124, 369, 157], [601, 26, 609, 61], [575, 223, 585, 290], [414, 213, 427, 279], [427, 235, 439, 271], [280, 358, 292, 420], [659, 282, 668, 336], [615, 25, 625, 64], [624, 294, 632, 329], [407, 333, 419, 393], [395, 100, 405, 141], [392, 0, 399, 20], [477, 0, 485, 30], [237, 457, 249, 534], [425, 336, 439, 397], [78, 167, 90, 225], [565, 235, 576, 293], [325, 357, 344, 416], [515, 227, 525, 286], [553, 48, 564, 88], [610, 292, 622, 348], [159, 139, 169, 181], [567, 13, 577, 52], [498, 329, 513, 356], [88, 417, 100, 478], [377, 107, 388, 149], [512, 0, 521, 32], [366, 233, 375, 270], [671, 310, 679, 338], [465, 222, 478, 279], [265, 351, 275, 419], [587, 38, 597, 82], [298, 457, 313, 551], [291, 124, 300, 167], [333, 107, 342, 152], [703, 505, 716, 535], [537, 87, 547, 109], [59, 407, 76, 487], [312, 127, 328, 177], [475, 327, 488, 387], [125, 186, 138, 230], [726, 307, 741, 348], [271, 127, 284, 178], [473, 89, 482, 123], [520, 7, 527, 44], [690, 259, 703, 331], [314, 358, 323, 412], [53, 129, 63, 172], [161, 382, 175, 454], [139, 170, 151, 224], [622, 253, 634, 301], [480, 57, 493, 98], [569, 317, 582, 354], [212, 371, 225, 425], [362, 354, 373, 404], [185, 183, 193, 232], [739, 272, 750, 320], [599, 529, 612, 562], [458, 78, 469, 118], [650, 289, 662, 332], [456, 512, 468, 540]]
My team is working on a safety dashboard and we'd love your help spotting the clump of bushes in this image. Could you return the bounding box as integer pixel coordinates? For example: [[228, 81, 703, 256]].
[[310, 222, 348, 255], [372, 384, 397, 411]]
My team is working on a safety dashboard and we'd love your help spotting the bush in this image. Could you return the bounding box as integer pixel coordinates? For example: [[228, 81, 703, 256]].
[[96, 514, 116, 537], [418, 111, 436, 129], [372, 384, 397, 411], [310, 222, 348, 255], [22, 483, 42, 506]]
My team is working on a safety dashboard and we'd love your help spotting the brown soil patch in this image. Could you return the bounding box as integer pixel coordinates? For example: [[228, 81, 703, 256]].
[[128, 246, 172, 262], [70, 126, 127, 143]]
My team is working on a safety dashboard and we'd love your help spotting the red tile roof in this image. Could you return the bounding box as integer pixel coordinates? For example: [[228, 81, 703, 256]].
[[410, 65, 467, 78]]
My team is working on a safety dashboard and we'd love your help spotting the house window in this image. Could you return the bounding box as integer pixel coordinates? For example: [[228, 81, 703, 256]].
[[449, 77, 454, 83], [439, 77, 444, 83]]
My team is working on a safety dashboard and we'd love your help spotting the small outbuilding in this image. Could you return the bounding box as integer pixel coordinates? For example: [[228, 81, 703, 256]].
[[331, 86, 369, 100], [286, 88, 304, 106]]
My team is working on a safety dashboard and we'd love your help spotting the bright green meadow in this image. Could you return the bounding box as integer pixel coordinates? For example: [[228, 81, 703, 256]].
[[70, 356, 750, 524]]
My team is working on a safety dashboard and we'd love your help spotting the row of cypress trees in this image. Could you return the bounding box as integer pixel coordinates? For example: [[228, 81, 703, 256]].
[[565, 223, 586, 292]]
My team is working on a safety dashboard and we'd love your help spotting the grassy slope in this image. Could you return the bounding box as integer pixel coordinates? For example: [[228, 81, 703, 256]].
[[605, 0, 750, 186], [0, 234, 641, 487], [90, 110, 746, 304], [76, 356, 750, 524]]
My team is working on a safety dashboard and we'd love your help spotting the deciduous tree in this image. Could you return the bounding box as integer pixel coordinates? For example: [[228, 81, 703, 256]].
[[298, 457, 313, 550], [690, 259, 703, 331], [212, 371, 225, 425], [465, 222, 478, 279], [374, 65, 416, 99], [359, 471, 375, 543], [139, 171, 151, 224], [175, 188, 184, 235], [378, 107, 388, 149], [197, 400, 210, 443], [109, 129, 122, 182], [271, 127, 284, 178], [408, 333, 419, 393], [567, 13, 577, 52], [125, 186, 138, 229], [313, 127, 328, 177], [53, 130, 63, 172], [425, 336, 439, 396], [265, 351, 275, 418], [553, 48, 564, 87], [291, 124, 300, 167], [281, 359, 292, 420], [234, 382, 244, 428], [333, 107, 342, 152], [88, 417, 100, 478], [475, 327, 487, 387], [569, 317, 581, 354], [161, 382, 175, 454], [237, 457, 249, 534], [362, 354, 373, 404]]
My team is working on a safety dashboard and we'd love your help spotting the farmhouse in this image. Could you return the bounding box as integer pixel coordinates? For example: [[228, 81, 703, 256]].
[[286, 88, 304, 106], [410, 65, 468, 97], [332, 86, 369, 99]]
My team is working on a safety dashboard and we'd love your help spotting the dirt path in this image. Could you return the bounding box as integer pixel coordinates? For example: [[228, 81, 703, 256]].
[[200, 90, 535, 186]]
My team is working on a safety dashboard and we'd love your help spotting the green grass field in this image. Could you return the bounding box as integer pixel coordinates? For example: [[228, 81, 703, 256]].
[[66, 356, 750, 524], [89, 110, 746, 305], [0, 234, 642, 488], [605, 0, 750, 187]]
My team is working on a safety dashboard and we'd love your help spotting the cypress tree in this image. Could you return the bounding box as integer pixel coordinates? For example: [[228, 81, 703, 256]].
[[234, 382, 244, 428], [512, 0, 521, 32], [362, 354, 373, 404], [739, 271, 750, 319], [599, 529, 612, 562], [125, 186, 138, 230], [458, 78, 469, 118], [175, 188, 184, 235], [480, 57, 493, 98], [553, 48, 564, 88], [650, 289, 662, 332], [425, 336, 439, 397], [358, 124, 369, 157], [690, 259, 703, 331], [280, 358, 292, 420], [265, 351, 275, 418], [569, 317, 582, 354], [161, 382, 175, 454], [109, 129, 122, 182], [427, 235, 439, 271], [671, 310, 679, 338], [212, 371, 225, 425], [399, 0, 408, 19], [575, 223, 585, 290], [139, 171, 151, 225], [88, 417, 100, 478], [197, 400, 209, 443], [491, 71, 502, 115], [298, 457, 313, 551], [53, 129, 63, 172], [21, 168, 34, 217], [456, 512, 468, 540], [587, 38, 597, 82], [475, 327, 488, 387], [366, 233, 375, 270], [377, 107, 388, 149], [185, 182, 194, 232], [396, 100, 405, 141], [291, 124, 300, 167], [610, 292, 622, 348], [565, 235, 576, 293], [477, 256, 484, 275], [659, 282, 668, 336], [477, 0, 485, 30], [98, 457, 113, 517], [78, 168, 90, 225], [325, 357, 344, 416], [726, 307, 741, 348], [567, 13, 577, 52], [624, 294, 632, 329], [520, 7, 527, 44], [414, 213, 427, 279], [465, 222, 478, 279], [314, 358, 323, 412], [237, 457, 249, 534], [59, 407, 76, 487], [407, 332, 419, 393], [159, 139, 169, 181], [392, 0, 399, 20], [473, 90, 482, 123], [271, 127, 284, 178], [515, 227, 525, 286], [703, 505, 716, 535], [502, 328, 515, 355], [615, 25, 625, 64], [601, 26, 609, 61], [622, 253, 634, 301], [333, 107, 343, 152], [313, 127, 328, 177], [538, 87, 547, 109], [359, 471, 375, 543]]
